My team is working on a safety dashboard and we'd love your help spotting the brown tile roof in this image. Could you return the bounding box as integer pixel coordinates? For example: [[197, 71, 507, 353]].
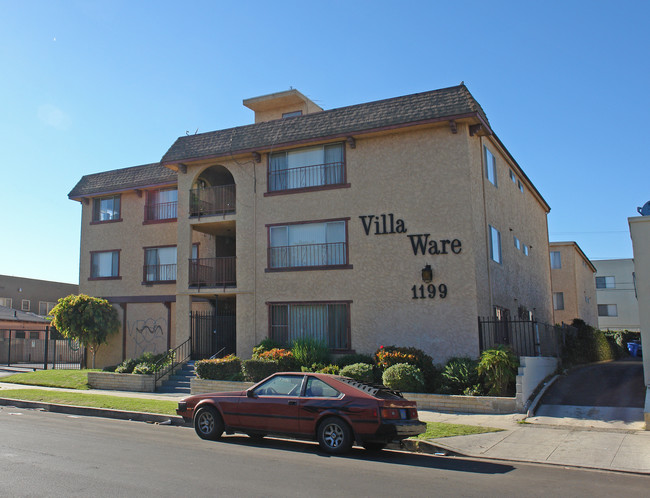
[[161, 84, 490, 164], [68, 163, 177, 198]]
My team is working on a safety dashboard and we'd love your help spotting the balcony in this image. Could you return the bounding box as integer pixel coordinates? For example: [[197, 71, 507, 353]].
[[143, 264, 177, 283], [268, 242, 347, 270], [268, 162, 344, 193], [190, 185, 236, 217], [189, 257, 236, 288], [144, 201, 178, 222]]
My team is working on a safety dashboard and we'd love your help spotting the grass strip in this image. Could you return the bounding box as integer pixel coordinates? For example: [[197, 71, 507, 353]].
[[413, 422, 502, 439], [1, 370, 98, 390], [0, 389, 178, 416]]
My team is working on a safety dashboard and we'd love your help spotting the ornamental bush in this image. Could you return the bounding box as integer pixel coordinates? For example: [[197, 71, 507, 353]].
[[195, 354, 242, 380], [257, 348, 298, 371], [382, 363, 425, 392], [374, 345, 437, 392], [477, 345, 518, 396], [252, 338, 283, 359], [440, 357, 483, 395], [242, 359, 279, 382], [340, 363, 374, 383], [132, 362, 156, 375], [115, 358, 138, 374], [291, 338, 330, 367], [335, 353, 375, 368], [562, 319, 617, 365]]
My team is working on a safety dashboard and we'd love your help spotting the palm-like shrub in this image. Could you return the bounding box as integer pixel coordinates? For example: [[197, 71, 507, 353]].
[[440, 357, 482, 395], [477, 346, 518, 396]]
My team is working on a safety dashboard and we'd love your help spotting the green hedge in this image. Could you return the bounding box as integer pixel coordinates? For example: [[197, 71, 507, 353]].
[[340, 363, 374, 383], [563, 320, 617, 365], [242, 359, 279, 382], [382, 363, 425, 392], [195, 355, 242, 380]]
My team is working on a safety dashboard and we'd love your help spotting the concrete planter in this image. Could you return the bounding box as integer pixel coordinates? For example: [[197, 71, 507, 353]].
[[87, 371, 170, 393], [190, 378, 516, 414]]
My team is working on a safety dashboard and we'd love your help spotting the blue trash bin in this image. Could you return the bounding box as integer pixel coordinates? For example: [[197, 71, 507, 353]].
[[627, 342, 639, 357]]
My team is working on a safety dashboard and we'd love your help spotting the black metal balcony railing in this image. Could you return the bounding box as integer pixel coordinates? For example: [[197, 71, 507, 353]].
[[189, 257, 236, 288], [190, 185, 236, 217], [143, 264, 177, 283], [144, 201, 178, 221], [268, 162, 344, 192], [268, 242, 347, 269]]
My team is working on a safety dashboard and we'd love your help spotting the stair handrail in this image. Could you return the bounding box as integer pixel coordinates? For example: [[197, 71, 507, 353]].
[[154, 337, 192, 386]]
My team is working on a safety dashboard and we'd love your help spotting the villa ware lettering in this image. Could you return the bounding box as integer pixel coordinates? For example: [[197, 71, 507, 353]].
[[408, 235, 462, 256], [359, 214, 407, 236]]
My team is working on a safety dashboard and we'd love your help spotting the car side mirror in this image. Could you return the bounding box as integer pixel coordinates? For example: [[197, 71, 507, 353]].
[[246, 389, 256, 398]]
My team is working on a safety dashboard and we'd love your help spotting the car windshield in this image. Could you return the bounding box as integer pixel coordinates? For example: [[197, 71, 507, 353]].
[[254, 375, 303, 396], [335, 377, 404, 400]]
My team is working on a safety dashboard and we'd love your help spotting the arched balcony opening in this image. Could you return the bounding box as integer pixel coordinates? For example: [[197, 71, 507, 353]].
[[190, 165, 236, 217]]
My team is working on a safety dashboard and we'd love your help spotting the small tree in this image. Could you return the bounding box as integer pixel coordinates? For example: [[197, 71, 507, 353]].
[[49, 294, 120, 369]]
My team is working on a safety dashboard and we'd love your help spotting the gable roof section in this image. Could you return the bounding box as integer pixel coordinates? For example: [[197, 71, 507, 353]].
[[161, 84, 490, 164], [0, 305, 49, 324], [68, 162, 177, 199]]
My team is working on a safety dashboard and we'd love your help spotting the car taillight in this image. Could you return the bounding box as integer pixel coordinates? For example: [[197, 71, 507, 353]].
[[381, 408, 401, 420], [410, 408, 418, 419]]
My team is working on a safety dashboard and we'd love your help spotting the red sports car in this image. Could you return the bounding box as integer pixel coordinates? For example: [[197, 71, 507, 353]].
[[177, 372, 427, 454]]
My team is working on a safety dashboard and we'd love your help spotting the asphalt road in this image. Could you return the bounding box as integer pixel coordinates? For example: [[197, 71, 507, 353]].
[[1, 407, 647, 497], [541, 358, 645, 407]]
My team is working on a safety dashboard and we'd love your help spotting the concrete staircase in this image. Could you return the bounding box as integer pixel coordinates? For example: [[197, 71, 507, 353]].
[[156, 361, 195, 395]]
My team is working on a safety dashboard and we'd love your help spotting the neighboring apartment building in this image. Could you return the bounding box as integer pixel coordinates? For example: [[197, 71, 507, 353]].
[[69, 85, 553, 368], [549, 242, 597, 326], [0, 275, 78, 317], [592, 259, 640, 331]]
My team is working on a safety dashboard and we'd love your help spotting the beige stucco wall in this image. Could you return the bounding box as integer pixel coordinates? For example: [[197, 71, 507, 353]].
[[594, 258, 640, 331], [628, 217, 650, 388]]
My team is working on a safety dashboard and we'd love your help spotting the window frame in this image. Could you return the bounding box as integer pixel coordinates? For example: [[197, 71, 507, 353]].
[[143, 245, 178, 284], [144, 187, 178, 224], [553, 292, 565, 311], [38, 301, 56, 316], [489, 225, 502, 264], [484, 146, 497, 187], [598, 304, 618, 317], [267, 300, 353, 353], [266, 218, 352, 272], [265, 142, 350, 196], [0, 297, 12, 308], [550, 251, 562, 269], [21, 299, 30, 312], [595, 276, 616, 289], [89, 249, 121, 280], [91, 194, 122, 224]]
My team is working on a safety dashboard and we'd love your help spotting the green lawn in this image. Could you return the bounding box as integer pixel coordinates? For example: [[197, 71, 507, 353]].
[[1, 369, 98, 390], [413, 422, 502, 439], [0, 389, 178, 415]]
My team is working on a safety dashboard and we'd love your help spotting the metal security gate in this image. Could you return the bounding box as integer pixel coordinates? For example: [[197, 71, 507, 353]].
[[0, 327, 85, 369], [190, 306, 236, 360]]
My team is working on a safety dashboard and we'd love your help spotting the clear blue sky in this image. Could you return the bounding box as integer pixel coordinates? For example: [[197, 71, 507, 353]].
[[1, 1, 648, 285]]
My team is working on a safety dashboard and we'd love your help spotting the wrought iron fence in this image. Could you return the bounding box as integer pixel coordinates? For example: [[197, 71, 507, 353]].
[[268, 242, 347, 269], [188, 257, 236, 288], [189, 184, 236, 217], [143, 263, 177, 283], [190, 310, 236, 360], [153, 337, 191, 386], [0, 327, 85, 369], [268, 161, 344, 192], [478, 317, 575, 358], [144, 201, 177, 221]]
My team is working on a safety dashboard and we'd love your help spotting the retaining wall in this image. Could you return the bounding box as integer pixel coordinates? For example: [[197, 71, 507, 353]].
[[87, 371, 170, 392], [515, 356, 559, 412]]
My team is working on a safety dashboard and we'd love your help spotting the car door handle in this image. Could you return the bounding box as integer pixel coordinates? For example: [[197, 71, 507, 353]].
[[288, 400, 297, 406]]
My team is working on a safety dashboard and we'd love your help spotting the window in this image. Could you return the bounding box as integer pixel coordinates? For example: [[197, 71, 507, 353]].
[[269, 302, 350, 350], [282, 110, 302, 119], [514, 236, 520, 250], [15, 331, 25, 339], [92, 195, 121, 222], [598, 304, 618, 317], [268, 143, 345, 192], [553, 292, 564, 311], [484, 146, 497, 186], [21, 299, 30, 311], [269, 220, 348, 269], [489, 225, 501, 263], [90, 250, 120, 279], [518, 180, 524, 193], [144, 246, 177, 282], [550, 251, 562, 269], [0, 297, 12, 308], [510, 170, 516, 184], [523, 245, 529, 256], [145, 188, 178, 221], [38, 301, 56, 316], [305, 377, 340, 398], [254, 375, 304, 396], [596, 276, 615, 289]]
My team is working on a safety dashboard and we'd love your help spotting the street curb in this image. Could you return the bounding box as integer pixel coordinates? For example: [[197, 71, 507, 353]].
[[0, 397, 187, 426], [526, 374, 560, 417]]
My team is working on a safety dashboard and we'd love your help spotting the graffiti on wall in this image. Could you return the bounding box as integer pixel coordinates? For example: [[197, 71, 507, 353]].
[[128, 317, 166, 357]]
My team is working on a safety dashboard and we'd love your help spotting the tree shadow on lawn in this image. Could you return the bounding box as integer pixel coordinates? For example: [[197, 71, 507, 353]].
[[211, 434, 515, 475]]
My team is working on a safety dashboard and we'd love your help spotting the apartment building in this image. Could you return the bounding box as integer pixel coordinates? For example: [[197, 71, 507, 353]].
[[592, 258, 640, 331], [69, 85, 553, 368], [549, 242, 598, 326], [0, 275, 78, 316]]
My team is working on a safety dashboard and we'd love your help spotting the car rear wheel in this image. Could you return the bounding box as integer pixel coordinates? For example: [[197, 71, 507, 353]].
[[194, 406, 224, 440], [317, 417, 352, 454]]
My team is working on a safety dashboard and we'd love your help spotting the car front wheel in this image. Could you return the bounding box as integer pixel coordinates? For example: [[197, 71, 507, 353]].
[[317, 417, 352, 454], [194, 406, 224, 440]]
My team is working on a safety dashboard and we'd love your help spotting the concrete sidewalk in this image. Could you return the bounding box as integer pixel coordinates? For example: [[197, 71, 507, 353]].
[[417, 410, 650, 474], [1, 377, 648, 474]]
